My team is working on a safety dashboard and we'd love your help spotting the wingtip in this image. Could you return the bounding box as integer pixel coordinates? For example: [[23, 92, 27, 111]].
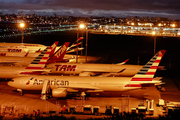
[[159, 50, 166, 56]]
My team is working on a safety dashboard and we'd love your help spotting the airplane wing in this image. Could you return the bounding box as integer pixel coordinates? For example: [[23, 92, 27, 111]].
[[56, 86, 104, 93], [0, 62, 17, 66], [97, 68, 126, 77]]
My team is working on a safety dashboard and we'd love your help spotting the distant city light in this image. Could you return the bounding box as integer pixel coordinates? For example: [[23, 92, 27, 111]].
[[131, 23, 134, 26], [158, 23, 162, 26], [152, 31, 156, 35], [171, 24, 176, 27]]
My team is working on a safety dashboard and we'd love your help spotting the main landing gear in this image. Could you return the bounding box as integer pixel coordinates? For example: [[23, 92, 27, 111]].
[[17, 89, 23, 96]]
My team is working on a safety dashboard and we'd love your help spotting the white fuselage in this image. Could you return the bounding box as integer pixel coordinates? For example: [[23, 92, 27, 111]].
[[8, 75, 141, 92], [46, 63, 143, 76], [0, 62, 142, 79]]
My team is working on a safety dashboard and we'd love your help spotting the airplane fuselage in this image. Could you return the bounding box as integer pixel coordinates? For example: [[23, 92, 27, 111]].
[[46, 63, 143, 76], [8, 76, 142, 92]]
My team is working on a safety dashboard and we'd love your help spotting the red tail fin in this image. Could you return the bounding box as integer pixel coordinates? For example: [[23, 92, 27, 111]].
[[47, 42, 70, 64]]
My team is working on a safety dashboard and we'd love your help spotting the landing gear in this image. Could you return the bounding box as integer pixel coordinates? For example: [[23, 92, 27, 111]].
[[17, 89, 23, 96]]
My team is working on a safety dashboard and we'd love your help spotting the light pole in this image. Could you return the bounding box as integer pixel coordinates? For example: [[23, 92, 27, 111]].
[[152, 31, 156, 55], [85, 30, 88, 62], [20, 23, 25, 43], [76, 23, 87, 63]]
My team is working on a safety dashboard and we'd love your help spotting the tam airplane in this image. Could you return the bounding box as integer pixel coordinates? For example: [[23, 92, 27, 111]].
[[8, 50, 166, 100], [46, 59, 142, 77], [0, 42, 46, 53], [0, 42, 70, 67], [0, 41, 63, 79], [0, 37, 84, 54]]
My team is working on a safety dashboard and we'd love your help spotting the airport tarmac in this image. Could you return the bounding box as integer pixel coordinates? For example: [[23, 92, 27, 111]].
[[0, 75, 180, 119]]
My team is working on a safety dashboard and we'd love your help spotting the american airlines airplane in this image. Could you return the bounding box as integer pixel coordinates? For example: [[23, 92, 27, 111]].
[[8, 50, 166, 100]]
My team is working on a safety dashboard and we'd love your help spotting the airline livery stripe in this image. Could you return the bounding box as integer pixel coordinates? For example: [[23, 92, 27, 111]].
[[147, 69, 156, 72], [131, 78, 153, 81], [146, 72, 155, 75], [133, 75, 154, 78], [138, 71, 147, 74], [25, 67, 44, 69], [156, 57, 162, 60], [125, 84, 142, 87], [38, 62, 47, 64], [142, 68, 150, 70], [154, 60, 161, 63], [20, 72, 42, 75], [144, 65, 153, 67], [41, 57, 49, 59], [36, 57, 43, 59], [152, 63, 159, 66], [150, 66, 158, 69], [31, 61, 39, 64]]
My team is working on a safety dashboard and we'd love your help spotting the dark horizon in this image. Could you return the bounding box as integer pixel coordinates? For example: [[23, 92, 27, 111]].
[[0, 0, 180, 19]]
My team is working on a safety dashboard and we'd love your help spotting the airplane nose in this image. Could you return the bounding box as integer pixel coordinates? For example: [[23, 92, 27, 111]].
[[7, 80, 15, 87]]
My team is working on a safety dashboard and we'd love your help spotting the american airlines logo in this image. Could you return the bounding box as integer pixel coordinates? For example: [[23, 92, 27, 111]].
[[32, 79, 69, 86], [55, 45, 67, 58], [55, 65, 76, 71]]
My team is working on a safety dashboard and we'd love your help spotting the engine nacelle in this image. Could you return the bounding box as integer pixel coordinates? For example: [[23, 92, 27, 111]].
[[52, 88, 67, 98], [79, 72, 91, 76]]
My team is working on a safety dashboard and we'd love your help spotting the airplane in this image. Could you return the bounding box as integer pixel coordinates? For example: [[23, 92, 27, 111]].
[[8, 50, 166, 100], [0, 41, 61, 79], [0, 42, 46, 53], [45, 59, 141, 77], [0, 37, 84, 54], [0, 42, 70, 67]]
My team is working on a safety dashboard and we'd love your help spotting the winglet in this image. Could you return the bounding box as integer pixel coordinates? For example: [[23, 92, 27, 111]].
[[24, 52, 29, 57], [47, 42, 70, 64], [35, 48, 41, 53], [131, 50, 166, 82], [116, 59, 129, 65]]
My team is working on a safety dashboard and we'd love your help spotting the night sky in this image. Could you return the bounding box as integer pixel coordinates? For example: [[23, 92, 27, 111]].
[[0, 0, 180, 19]]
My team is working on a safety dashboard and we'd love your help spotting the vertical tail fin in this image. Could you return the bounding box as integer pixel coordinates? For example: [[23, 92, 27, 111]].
[[49, 41, 59, 57], [47, 42, 70, 64], [21, 42, 58, 74], [131, 50, 166, 81], [66, 37, 84, 53]]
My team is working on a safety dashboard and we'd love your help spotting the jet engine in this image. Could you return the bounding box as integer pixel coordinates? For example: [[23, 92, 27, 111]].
[[52, 88, 67, 98]]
